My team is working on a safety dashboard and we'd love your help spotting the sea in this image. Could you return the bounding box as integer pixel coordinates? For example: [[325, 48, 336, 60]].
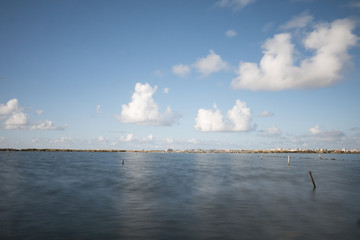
[[0, 151, 359, 240]]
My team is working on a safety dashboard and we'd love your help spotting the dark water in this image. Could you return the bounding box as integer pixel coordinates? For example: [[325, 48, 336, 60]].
[[1, 152, 359, 240]]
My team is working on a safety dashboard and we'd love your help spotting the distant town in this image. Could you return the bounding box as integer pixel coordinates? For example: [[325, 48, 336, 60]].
[[1, 148, 359, 154]]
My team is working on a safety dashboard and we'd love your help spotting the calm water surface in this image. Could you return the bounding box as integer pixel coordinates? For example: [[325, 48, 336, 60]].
[[1, 152, 359, 239]]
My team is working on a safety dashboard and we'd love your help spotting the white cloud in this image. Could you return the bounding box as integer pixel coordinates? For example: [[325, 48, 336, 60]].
[[117, 83, 180, 126], [216, 0, 256, 10], [120, 133, 134, 142], [98, 136, 104, 142], [163, 88, 169, 94], [187, 138, 198, 144], [280, 12, 313, 30], [141, 134, 154, 142], [309, 125, 321, 135], [118, 133, 154, 144], [0, 99, 28, 129], [0, 98, 64, 130], [55, 137, 73, 144], [30, 120, 64, 130], [3, 111, 28, 129], [193, 50, 228, 77], [166, 137, 174, 144], [194, 100, 254, 132], [231, 18, 358, 91], [226, 29, 237, 37], [0, 98, 19, 115], [195, 104, 226, 132], [172, 64, 191, 77], [258, 110, 274, 117]]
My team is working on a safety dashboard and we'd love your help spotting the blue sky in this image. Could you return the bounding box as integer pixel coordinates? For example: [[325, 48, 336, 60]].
[[1, 0, 360, 150]]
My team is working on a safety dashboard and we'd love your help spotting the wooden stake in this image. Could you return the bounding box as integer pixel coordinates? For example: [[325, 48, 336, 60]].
[[288, 156, 290, 166], [309, 170, 316, 189]]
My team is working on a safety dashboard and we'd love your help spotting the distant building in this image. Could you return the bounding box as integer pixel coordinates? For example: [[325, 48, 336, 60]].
[[165, 148, 173, 152]]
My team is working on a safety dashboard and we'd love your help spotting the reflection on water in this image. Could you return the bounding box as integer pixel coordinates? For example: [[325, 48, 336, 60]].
[[0, 152, 359, 239]]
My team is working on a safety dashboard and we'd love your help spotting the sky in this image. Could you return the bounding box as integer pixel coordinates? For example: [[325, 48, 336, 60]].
[[1, 0, 360, 150]]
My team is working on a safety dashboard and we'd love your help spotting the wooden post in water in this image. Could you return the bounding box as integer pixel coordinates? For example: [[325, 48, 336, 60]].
[[309, 170, 316, 189], [288, 156, 290, 166], [122, 159, 125, 165]]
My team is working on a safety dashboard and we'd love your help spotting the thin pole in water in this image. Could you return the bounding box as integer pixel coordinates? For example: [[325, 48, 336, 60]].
[[288, 156, 290, 166], [122, 159, 124, 165], [309, 170, 316, 189]]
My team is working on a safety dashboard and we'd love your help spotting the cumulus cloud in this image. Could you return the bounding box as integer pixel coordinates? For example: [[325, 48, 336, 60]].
[[280, 12, 313, 30], [141, 134, 154, 142], [0, 98, 19, 115], [163, 88, 169, 94], [231, 18, 358, 91], [119, 133, 153, 143], [187, 138, 198, 144], [120, 133, 134, 142], [216, 0, 256, 10], [226, 29, 237, 37], [98, 136, 104, 142], [30, 120, 64, 130], [194, 100, 255, 132], [117, 83, 180, 126], [0, 99, 28, 129], [3, 111, 28, 129], [258, 110, 274, 117], [166, 137, 174, 144], [171, 50, 227, 78], [193, 50, 228, 77], [172, 64, 191, 77], [0, 98, 64, 130], [54, 137, 73, 144]]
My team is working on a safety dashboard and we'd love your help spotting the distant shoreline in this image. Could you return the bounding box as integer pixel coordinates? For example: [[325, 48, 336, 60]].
[[1, 148, 359, 154]]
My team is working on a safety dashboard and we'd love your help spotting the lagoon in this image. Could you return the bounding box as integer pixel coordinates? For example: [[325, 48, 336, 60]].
[[1, 152, 359, 239]]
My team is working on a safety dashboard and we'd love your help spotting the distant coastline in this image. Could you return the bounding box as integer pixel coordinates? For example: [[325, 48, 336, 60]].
[[1, 148, 359, 154]]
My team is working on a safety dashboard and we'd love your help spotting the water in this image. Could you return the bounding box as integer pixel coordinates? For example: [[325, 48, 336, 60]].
[[1, 152, 359, 239]]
